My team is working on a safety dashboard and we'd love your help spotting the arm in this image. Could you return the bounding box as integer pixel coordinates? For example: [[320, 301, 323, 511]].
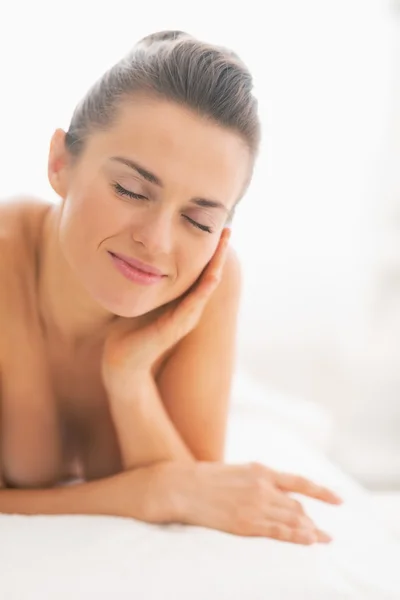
[[0, 462, 183, 521], [109, 247, 241, 468], [108, 374, 193, 469], [0, 455, 340, 545], [156, 247, 241, 460]]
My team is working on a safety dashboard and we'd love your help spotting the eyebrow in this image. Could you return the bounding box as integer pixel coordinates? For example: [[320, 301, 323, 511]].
[[110, 155, 230, 216], [110, 156, 162, 186]]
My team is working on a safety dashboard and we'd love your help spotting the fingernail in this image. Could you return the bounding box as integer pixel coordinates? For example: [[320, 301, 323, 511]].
[[318, 530, 332, 543], [304, 532, 318, 544], [330, 493, 343, 504]]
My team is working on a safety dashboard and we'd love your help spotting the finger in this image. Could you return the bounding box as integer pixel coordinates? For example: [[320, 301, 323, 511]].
[[161, 277, 216, 338], [264, 507, 315, 531], [152, 283, 213, 351], [206, 228, 231, 279], [265, 509, 332, 544], [269, 489, 308, 516], [151, 229, 232, 350], [186, 228, 231, 299], [315, 529, 333, 544], [275, 473, 343, 505], [256, 522, 318, 545], [161, 229, 231, 329]]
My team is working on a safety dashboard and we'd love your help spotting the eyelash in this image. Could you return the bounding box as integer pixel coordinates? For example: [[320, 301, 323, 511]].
[[112, 181, 147, 201], [111, 182, 213, 234], [183, 216, 213, 234]]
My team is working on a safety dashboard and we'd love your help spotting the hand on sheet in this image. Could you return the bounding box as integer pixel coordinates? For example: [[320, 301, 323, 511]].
[[102, 228, 231, 392], [172, 461, 343, 545]]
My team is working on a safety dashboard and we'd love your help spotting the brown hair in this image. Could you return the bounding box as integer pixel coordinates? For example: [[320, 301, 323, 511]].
[[65, 31, 261, 200]]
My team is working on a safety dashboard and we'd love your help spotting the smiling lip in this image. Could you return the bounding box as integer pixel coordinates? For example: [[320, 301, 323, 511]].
[[108, 251, 165, 285], [110, 252, 164, 276]]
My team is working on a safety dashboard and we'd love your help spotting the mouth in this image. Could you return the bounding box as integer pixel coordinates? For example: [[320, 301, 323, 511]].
[[108, 251, 165, 286]]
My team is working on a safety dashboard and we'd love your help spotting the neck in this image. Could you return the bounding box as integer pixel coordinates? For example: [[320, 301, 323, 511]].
[[37, 204, 117, 346]]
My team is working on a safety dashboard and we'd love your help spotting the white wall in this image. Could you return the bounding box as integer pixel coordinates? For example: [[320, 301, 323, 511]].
[[235, 1, 393, 352]]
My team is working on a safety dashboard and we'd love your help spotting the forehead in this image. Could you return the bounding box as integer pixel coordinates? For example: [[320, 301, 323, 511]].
[[83, 97, 251, 206]]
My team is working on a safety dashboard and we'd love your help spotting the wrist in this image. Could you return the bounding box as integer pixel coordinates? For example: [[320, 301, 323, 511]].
[[105, 368, 152, 404], [147, 461, 198, 524]]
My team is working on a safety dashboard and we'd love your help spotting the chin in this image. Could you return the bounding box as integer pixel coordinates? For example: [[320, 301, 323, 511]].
[[104, 297, 156, 319], [94, 287, 162, 319]]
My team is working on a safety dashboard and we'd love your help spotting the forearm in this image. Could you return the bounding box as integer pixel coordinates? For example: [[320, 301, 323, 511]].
[[0, 464, 184, 522], [0, 477, 115, 516], [109, 373, 193, 470]]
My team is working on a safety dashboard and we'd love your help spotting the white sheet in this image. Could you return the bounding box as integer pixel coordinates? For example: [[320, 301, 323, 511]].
[[370, 492, 400, 538], [1, 376, 399, 600]]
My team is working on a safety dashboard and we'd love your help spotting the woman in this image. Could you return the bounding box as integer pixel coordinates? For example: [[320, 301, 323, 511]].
[[0, 30, 341, 544]]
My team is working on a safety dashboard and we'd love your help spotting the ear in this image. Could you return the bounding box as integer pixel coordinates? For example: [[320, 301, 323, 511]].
[[48, 128, 71, 198]]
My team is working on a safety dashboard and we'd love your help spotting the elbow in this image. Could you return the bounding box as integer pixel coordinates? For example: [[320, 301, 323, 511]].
[[2, 459, 61, 490], [192, 446, 225, 463], [2, 470, 59, 490]]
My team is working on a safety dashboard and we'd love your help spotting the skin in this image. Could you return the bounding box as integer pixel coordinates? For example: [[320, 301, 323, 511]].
[[0, 96, 342, 544]]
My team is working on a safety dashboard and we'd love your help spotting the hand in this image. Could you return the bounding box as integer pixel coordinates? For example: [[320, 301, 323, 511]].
[[167, 461, 342, 544], [102, 228, 231, 393]]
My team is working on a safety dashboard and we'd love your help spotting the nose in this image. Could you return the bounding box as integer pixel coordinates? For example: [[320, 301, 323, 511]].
[[130, 207, 174, 256]]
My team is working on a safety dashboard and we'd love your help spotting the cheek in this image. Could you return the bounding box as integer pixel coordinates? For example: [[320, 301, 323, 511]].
[[61, 183, 124, 249], [177, 239, 218, 290]]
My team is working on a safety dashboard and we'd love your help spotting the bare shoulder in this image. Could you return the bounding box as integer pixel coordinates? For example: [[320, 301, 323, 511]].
[[0, 195, 52, 262], [0, 196, 52, 333], [0, 195, 52, 239]]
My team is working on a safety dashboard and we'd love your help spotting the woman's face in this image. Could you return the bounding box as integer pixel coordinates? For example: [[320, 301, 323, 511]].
[[50, 97, 250, 318]]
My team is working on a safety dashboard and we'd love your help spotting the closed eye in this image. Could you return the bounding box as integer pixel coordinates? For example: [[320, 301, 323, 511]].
[[183, 215, 213, 234], [112, 181, 213, 233], [112, 181, 148, 201]]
